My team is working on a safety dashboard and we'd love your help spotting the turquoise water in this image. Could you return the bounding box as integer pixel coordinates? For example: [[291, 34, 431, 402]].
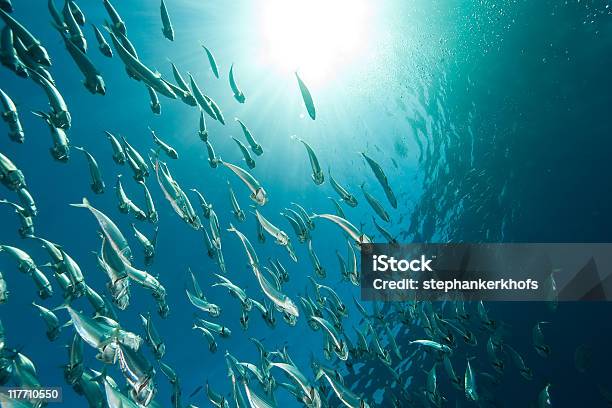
[[0, 0, 612, 406]]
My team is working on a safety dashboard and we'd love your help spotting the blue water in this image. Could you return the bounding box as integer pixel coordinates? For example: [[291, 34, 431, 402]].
[[1, 0, 612, 406]]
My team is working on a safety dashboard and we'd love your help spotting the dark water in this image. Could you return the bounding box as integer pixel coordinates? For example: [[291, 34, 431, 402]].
[[0, 0, 611, 407]]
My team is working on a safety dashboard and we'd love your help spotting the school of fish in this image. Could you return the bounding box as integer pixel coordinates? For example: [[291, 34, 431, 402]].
[[0, 1, 568, 407]]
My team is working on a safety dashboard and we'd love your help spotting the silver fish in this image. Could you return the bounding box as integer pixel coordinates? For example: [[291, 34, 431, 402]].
[[104, 131, 125, 164], [232, 136, 256, 169], [312, 214, 371, 246], [294, 137, 323, 185], [188, 73, 217, 121], [103, 0, 126, 35], [70, 197, 133, 264], [295, 72, 315, 120], [92, 24, 113, 57], [32, 301, 60, 341], [0, 199, 34, 237], [74, 146, 105, 194], [360, 152, 397, 209], [159, 0, 174, 41], [148, 86, 161, 114], [329, 171, 357, 207], [201, 45, 219, 78], [229, 63, 245, 103], [307, 240, 326, 278], [228, 181, 246, 221], [150, 128, 178, 159], [139, 180, 158, 223], [32, 110, 70, 162], [62, 0, 87, 53], [0, 88, 24, 142], [221, 160, 267, 206], [0, 25, 29, 78], [315, 365, 370, 408], [198, 110, 208, 141], [68, 1, 85, 25], [361, 183, 390, 222], [0, 9, 51, 66], [106, 29, 177, 99], [140, 312, 165, 360], [205, 139, 220, 168], [254, 209, 297, 262]]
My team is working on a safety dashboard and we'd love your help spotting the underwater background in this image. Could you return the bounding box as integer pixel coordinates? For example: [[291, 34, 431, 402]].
[[1, 0, 612, 406]]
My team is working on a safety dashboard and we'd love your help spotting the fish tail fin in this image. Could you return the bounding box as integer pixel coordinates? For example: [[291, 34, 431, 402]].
[[52, 297, 72, 312], [69, 197, 90, 208], [31, 110, 49, 120], [90, 366, 108, 385], [60, 319, 74, 329], [101, 20, 112, 33]]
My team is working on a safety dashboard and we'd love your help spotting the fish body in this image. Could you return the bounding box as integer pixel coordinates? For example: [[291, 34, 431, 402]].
[[31, 71, 71, 129], [198, 110, 208, 141], [312, 214, 371, 246], [0, 25, 29, 78], [229, 63, 245, 103], [410, 339, 453, 354], [62, 0, 87, 53], [68, 1, 85, 25], [232, 136, 256, 169], [296, 138, 324, 184], [186, 288, 221, 317], [150, 128, 178, 159], [32, 302, 60, 341], [0, 88, 24, 142], [131, 224, 156, 262], [533, 322, 551, 358], [190, 188, 212, 219], [140, 313, 165, 360], [202, 45, 219, 78], [236, 118, 262, 155], [103, 0, 126, 35], [360, 152, 397, 208], [188, 73, 217, 121], [70, 197, 133, 264], [0, 9, 51, 66], [75, 146, 105, 194], [221, 160, 267, 205], [361, 184, 390, 222], [106, 30, 177, 99], [295, 72, 315, 119], [255, 210, 297, 262], [32, 110, 70, 162], [195, 317, 231, 338], [56, 27, 105, 95], [105, 131, 125, 164], [315, 366, 369, 408], [64, 334, 84, 385], [154, 159, 201, 229], [139, 180, 158, 223], [228, 181, 246, 221], [92, 24, 113, 57], [213, 273, 252, 311], [464, 360, 478, 401], [307, 240, 326, 278], [160, 0, 174, 41], [148, 87, 161, 114], [329, 172, 357, 207]]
